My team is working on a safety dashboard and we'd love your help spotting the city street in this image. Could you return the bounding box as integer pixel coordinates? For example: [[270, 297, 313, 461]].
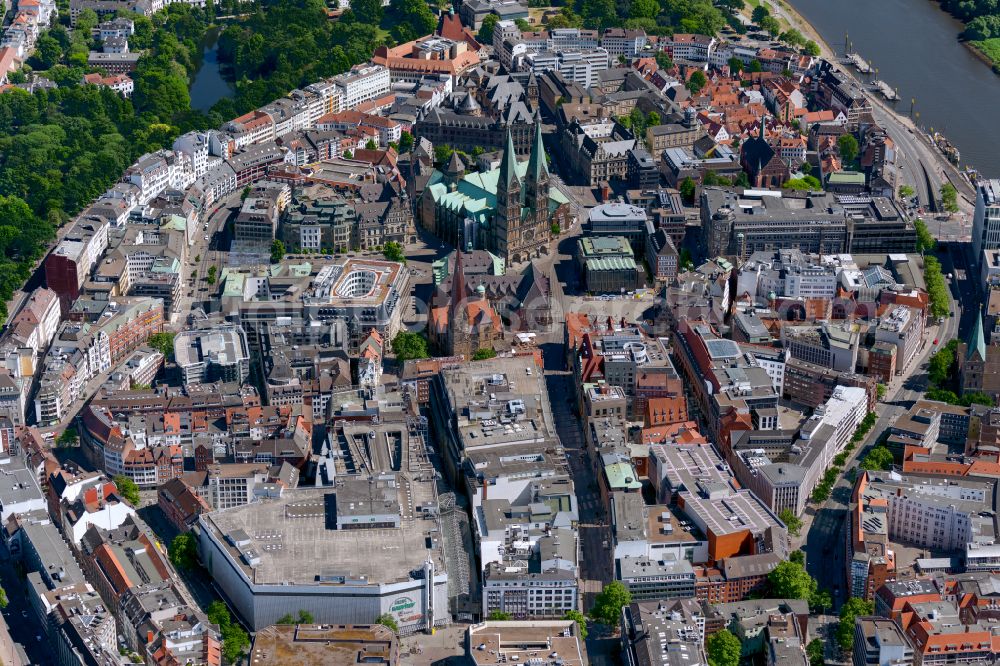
[[0, 543, 55, 665], [802, 243, 969, 605], [544, 373, 614, 610], [173, 192, 242, 324]]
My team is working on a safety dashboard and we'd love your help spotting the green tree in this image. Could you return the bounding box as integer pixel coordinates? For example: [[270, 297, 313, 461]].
[[687, 69, 708, 93], [147, 332, 176, 360], [629, 0, 659, 19], [590, 580, 631, 626], [768, 560, 816, 600], [703, 171, 732, 186], [297, 610, 314, 624], [75, 8, 100, 35], [655, 51, 674, 70], [751, 4, 770, 23], [384, 0, 437, 41], [778, 508, 803, 536], [32, 34, 64, 70], [804, 40, 821, 56], [207, 601, 230, 627], [728, 56, 743, 73], [472, 348, 497, 361], [563, 610, 588, 639], [133, 65, 192, 123], [376, 613, 399, 633], [398, 130, 414, 154], [382, 241, 406, 263], [489, 610, 513, 620], [914, 218, 936, 253], [859, 445, 895, 471], [706, 629, 741, 666], [576, 0, 618, 31], [783, 176, 822, 190], [551, 221, 561, 235], [478, 13, 500, 44], [365, 138, 377, 150], [169, 533, 199, 570], [838, 598, 874, 651], [207, 600, 249, 663], [270, 239, 286, 264], [899, 184, 915, 200], [351, 0, 384, 24], [807, 638, 825, 666], [57, 426, 79, 448], [927, 340, 958, 387], [759, 15, 781, 36], [113, 475, 141, 506], [960, 391, 995, 407], [940, 182, 959, 214], [680, 177, 697, 204], [391, 331, 429, 361], [838, 133, 859, 163], [877, 383, 888, 400], [812, 588, 833, 614], [0, 587, 7, 609], [790, 550, 805, 565], [748, 58, 763, 73], [924, 255, 950, 319], [779, 28, 806, 46]]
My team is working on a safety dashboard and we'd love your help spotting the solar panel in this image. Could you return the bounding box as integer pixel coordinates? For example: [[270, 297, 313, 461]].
[[705, 338, 740, 360]]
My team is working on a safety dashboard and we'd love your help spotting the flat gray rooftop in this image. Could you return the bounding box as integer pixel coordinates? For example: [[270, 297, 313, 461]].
[[204, 482, 444, 586]]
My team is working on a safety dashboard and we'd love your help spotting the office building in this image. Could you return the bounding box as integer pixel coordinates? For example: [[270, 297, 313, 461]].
[[174, 325, 251, 387], [973, 179, 1000, 263]]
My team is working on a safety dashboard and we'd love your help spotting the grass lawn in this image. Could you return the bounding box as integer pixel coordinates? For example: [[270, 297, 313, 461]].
[[971, 38, 1000, 70]]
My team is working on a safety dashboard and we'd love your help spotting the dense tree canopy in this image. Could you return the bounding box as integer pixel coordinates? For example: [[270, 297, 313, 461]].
[[391, 331, 429, 361], [570, 0, 725, 35], [838, 598, 874, 651], [590, 580, 631, 625], [216, 0, 389, 112], [706, 629, 741, 666], [838, 133, 860, 163], [859, 445, 895, 471]]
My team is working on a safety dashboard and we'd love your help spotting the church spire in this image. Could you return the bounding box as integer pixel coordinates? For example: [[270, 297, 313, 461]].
[[969, 309, 987, 362], [527, 115, 548, 184], [449, 248, 469, 326], [499, 128, 520, 189]]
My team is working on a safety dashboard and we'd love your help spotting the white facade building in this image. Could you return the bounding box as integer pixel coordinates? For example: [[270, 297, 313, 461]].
[[973, 179, 1000, 263], [331, 64, 391, 111]]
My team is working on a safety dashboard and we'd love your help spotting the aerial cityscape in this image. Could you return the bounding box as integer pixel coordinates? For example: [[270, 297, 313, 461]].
[[0, 0, 997, 664]]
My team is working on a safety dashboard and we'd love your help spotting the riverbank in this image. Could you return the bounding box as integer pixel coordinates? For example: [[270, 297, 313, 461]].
[[766, 0, 976, 209], [967, 38, 1000, 72]]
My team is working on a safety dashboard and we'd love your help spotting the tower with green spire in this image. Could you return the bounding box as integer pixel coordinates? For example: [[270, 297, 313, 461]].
[[495, 129, 522, 262], [524, 114, 550, 237], [969, 309, 987, 364]]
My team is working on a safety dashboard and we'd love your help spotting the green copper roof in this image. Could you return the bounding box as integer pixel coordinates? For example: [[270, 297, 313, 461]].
[[160, 214, 187, 232], [969, 310, 986, 362], [527, 120, 548, 183], [604, 462, 642, 490], [427, 156, 568, 221]]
